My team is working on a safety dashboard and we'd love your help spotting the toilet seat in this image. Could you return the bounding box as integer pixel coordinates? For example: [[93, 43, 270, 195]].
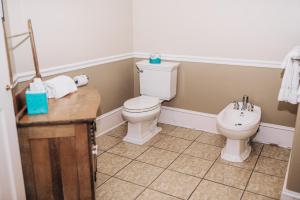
[[124, 96, 160, 113]]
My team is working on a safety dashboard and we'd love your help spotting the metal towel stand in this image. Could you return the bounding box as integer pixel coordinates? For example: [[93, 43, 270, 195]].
[[2, 18, 42, 121]]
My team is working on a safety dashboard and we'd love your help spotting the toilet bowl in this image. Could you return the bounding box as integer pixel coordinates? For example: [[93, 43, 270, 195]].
[[122, 96, 162, 145], [122, 60, 179, 145], [217, 102, 261, 162]]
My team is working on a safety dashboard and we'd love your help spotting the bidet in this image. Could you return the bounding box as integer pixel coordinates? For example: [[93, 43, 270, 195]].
[[217, 102, 261, 162]]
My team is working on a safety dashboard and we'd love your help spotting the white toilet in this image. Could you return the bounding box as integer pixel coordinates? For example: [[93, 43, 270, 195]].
[[122, 60, 179, 145], [217, 101, 261, 162]]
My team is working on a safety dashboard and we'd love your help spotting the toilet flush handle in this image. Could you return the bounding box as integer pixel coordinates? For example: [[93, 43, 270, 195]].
[[136, 65, 143, 73]]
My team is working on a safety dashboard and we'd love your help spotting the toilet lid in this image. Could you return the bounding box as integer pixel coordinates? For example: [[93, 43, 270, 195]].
[[124, 96, 160, 112]]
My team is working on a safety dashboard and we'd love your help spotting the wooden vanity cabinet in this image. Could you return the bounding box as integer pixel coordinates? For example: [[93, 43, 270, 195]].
[[17, 87, 100, 200]]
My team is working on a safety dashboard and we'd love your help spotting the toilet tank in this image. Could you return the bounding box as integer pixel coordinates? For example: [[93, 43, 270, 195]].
[[137, 60, 179, 101]]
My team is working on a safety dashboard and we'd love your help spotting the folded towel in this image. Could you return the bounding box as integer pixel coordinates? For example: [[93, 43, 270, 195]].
[[278, 46, 300, 104], [44, 75, 77, 99]]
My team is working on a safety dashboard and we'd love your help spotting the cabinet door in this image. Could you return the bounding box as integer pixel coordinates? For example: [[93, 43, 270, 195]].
[[18, 124, 95, 200]]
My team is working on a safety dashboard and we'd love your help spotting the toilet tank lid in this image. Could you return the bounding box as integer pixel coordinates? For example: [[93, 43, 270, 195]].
[[136, 60, 179, 72]]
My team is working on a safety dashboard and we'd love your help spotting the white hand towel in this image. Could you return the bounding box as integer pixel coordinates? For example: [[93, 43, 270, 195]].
[[278, 46, 300, 104], [44, 75, 77, 99]]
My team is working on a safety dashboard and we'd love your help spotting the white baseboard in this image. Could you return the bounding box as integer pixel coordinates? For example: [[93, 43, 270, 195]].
[[95, 105, 294, 148], [159, 106, 294, 148], [95, 107, 125, 137]]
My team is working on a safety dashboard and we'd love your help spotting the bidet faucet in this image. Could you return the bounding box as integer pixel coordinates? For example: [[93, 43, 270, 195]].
[[242, 95, 249, 110], [233, 101, 240, 110]]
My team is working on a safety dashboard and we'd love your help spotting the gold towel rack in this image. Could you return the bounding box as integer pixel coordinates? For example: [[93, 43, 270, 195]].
[[2, 18, 42, 120]]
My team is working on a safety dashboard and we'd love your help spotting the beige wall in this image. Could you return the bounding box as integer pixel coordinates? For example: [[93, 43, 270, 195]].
[[134, 59, 297, 127], [287, 106, 300, 192], [133, 0, 300, 61], [5, 0, 133, 74], [18, 59, 135, 114]]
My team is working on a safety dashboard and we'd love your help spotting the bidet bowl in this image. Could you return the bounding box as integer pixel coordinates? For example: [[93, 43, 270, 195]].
[[217, 102, 261, 140]]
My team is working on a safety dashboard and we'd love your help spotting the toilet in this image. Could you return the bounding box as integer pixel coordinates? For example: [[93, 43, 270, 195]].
[[217, 102, 261, 162], [122, 60, 179, 145]]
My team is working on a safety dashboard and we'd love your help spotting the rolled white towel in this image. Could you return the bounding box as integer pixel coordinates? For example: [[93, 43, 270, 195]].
[[44, 75, 77, 99]]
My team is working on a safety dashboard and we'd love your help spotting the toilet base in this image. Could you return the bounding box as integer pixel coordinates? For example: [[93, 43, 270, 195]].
[[123, 119, 162, 145], [221, 139, 251, 162]]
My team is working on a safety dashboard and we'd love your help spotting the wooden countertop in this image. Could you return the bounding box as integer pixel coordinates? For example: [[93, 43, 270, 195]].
[[18, 87, 101, 127]]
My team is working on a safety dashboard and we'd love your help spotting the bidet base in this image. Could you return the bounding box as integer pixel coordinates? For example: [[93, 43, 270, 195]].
[[221, 139, 251, 162], [123, 120, 162, 145]]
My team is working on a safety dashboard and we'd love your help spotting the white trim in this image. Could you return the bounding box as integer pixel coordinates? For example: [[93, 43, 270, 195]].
[[14, 53, 134, 82], [95, 105, 294, 148], [13, 52, 284, 83], [95, 107, 125, 137], [158, 106, 294, 148], [281, 157, 300, 200], [134, 52, 282, 69]]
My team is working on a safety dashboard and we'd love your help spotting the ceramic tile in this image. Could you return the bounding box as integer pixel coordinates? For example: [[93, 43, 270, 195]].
[[255, 156, 288, 177], [168, 154, 213, 178], [167, 127, 202, 141], [217, 152, 259, 170], [158, 123, 178, 134], [137, 189, 180, 200], [246, 172, 284, 199], [183, 142, 221, 161], [97, 152, 132, 176], [97, 149, 104, 156], [96, 177, 144, 200], [136, 147, 179, 168], [108, 142, 149, 159], [150, 170, 200, 199], [153, 135, 192, 153], [242, 192, 275, 200], [196, 132, 226, 147], [189, 180, 243, 200], [96, 135, 121, 151], [115, 161, 163, 186], [205, 163, 252, 189], [252, 142, 264, 155], [143, 134, 169, 147], [107, 123, 128, 138], [261, 144, 290, 161], [96, 173, 111, 188]]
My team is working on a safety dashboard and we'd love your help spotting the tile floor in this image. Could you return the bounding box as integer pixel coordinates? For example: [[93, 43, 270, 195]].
[[95, 123, 290, 200]]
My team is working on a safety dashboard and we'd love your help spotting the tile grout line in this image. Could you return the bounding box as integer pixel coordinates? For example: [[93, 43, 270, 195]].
[[133, 126, 203, 200], [239, 143, 265, 200]]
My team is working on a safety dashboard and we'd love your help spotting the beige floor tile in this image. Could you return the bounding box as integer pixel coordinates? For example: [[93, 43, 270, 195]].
[[115, 161, 164, 186], [108, 142, 149, 159], [196, 132, 225, 147], [97, 149, 104, 156], [158, 123, 178, 134], [242, 192, 275, 200], [96, 135, 121, 151], [261, 145, 290, 161], [167, 127, 202, 141], [153, 135, 192, 153], [217, 152, 259, 170], [168, 154, 213, 178], [252, 142, 264, 155], [136, 147, 179, 168], [255, 156, 288, 177], [143, 134, 169, 147], [97, 152, 132, 176], [183, 142, 221, 161], [246, 172, 284, 199], [137, 189, 180, 200], [150, 170, 200, 199], [107, 123, 128, 138], [96, 177, 144, 200], [96, 173, 111, 188], [205, 163, 252, 189], [189, 180, 243, 200]]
